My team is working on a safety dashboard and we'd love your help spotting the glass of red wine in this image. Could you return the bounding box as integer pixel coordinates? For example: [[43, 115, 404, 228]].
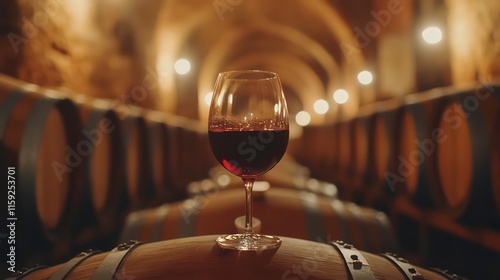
[[208, 70, 289, 251]]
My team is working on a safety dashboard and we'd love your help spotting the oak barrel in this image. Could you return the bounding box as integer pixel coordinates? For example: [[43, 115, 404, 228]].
[[120, 107, 154, 209], [15, 235, 454, 280], [434, 85, 500, 224], [145, 117, 172, 203], [388, 87, 448, 208], [363, 101, 400, 209], [336, 121, 351, 180], [341, 116, 371, 201], [0, 80, 84, 263], [119, 188, 396, 253], [74, 99, 126, 235]]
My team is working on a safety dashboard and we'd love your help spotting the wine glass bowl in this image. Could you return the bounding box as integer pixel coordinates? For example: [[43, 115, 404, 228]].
[[208, 70, 289, 251]]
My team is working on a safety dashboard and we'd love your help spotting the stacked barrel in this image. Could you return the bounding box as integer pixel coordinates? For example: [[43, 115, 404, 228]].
[[1, 74, 478, 279], [294, 83, 500, 226], [0, 74, 218, 267], [292, 83, 500, 278]]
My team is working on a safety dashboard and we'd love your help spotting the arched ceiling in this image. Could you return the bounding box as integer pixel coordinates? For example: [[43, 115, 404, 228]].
[[154, 0, 369, 123]]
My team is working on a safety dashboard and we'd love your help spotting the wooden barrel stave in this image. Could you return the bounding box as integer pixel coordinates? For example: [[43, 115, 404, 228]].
[[119, 188, 396, 253], [20, 235, 451, 280]]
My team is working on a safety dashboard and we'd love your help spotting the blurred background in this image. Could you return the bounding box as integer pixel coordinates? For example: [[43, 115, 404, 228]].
[[0, 0, 499, 279]]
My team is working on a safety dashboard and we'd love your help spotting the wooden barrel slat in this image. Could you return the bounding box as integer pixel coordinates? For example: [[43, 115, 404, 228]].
[[119, 188, 396, 253], [21, 235, 451, 280]]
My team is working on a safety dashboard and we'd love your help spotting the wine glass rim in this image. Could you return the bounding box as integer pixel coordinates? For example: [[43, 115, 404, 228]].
[[219, 70, 278, 81]]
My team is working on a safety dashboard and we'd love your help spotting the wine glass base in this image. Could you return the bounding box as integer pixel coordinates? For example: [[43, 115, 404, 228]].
[[216, 234, 282, 251]]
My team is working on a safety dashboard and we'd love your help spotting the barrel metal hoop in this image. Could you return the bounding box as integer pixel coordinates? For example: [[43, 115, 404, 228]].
[[91, 240, 144, 280], [48, 249, 102, 280], [18, 97, 62, 239], [330, 241, 375, 280], [6, 265, 48, 280], [380, 252, 425, 280]]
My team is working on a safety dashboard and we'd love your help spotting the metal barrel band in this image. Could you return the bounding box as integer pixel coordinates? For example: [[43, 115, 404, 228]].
[[380, 252, 425, 280], [6, 265, 48, 280], [329, 241, 375, 280], [91, 240, 144, 280], [48, 249, 102, 280]]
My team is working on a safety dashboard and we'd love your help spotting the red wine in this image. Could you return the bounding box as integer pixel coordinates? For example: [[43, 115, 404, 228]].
[[209, 130, 289, 177]]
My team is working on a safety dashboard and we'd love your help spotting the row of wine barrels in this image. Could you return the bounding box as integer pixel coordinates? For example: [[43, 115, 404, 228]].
[[0, 75, 220, 265], [294, 83, 500, 226], [384, 85, 499, 224], [0, 77, 84, 264], [205, 156, 337, 199], [119, 188, 396, 253], [12, 235, 462, 280]]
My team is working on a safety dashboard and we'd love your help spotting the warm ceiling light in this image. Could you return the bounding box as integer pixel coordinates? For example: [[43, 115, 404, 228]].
[[295, 111, 311, 126], [333, 89, 349, 104], [313, 99, 329, 114], [174, 59, 191, 75], [357, 70, 373, 85], [204, 91, 213, 106], [422, 27, 442, 44]]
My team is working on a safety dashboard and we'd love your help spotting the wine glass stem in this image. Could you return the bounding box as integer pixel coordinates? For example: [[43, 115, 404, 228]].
[[243, 178, 255, 234]]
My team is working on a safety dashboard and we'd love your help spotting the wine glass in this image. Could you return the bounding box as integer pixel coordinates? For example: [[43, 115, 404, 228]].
[[208, 70, 289, 251]]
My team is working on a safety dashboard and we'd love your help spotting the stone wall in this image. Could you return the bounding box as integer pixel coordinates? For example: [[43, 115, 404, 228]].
[[0, 0, 160, 108], [447, 0, 500, 83], [1, 0, 499, 114]]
